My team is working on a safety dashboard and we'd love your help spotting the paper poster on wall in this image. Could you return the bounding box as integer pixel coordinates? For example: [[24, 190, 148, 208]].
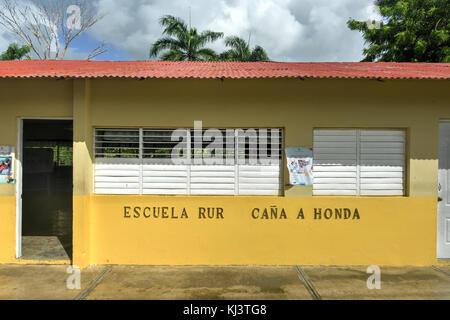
[[285, 147, 313, 186], [0, 156, 14, 184]]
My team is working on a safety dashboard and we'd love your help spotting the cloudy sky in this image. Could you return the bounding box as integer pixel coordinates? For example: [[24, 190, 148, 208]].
[[0, 0, 381, 61]]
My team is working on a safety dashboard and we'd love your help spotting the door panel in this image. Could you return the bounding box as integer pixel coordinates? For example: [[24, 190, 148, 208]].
[[447, 218, 450, 242], [438, 121, 450, 258]]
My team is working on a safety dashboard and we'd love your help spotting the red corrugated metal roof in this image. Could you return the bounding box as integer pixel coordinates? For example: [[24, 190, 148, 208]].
[[0, 60, 448, 80]]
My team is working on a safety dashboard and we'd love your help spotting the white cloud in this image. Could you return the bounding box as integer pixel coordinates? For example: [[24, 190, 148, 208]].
[[89, 0, 376, 61], [0, 0, 378, 61]]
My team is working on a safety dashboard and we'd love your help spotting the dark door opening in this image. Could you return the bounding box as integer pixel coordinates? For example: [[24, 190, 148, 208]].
[[21, 119, 73, 261]]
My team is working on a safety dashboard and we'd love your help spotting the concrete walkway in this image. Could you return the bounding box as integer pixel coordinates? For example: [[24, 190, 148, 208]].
[[0, 265, 449, 300]]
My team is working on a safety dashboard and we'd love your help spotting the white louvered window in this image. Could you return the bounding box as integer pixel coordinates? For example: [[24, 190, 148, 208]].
[[94, 128, 140, 194], [313, 129, 405, 196], [236, 129, 282, 195], [94, 128, 282, 195], [142, 129, 188, 194]]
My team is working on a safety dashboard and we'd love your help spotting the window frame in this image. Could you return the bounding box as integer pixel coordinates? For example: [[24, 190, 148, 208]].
[[312, 128, 407, 197], [93, 127, 284, 196]]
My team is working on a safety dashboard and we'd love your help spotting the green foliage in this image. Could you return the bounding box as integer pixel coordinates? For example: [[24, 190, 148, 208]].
[[150, 15, 223, 61], [26, 146, 72, 167], [219, 36, 270, 61], [347, 0, 449, 62], [0, 43, 30, 60]]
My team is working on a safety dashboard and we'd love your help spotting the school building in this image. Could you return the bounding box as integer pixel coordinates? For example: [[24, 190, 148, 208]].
[[0, 60, 448, 268]]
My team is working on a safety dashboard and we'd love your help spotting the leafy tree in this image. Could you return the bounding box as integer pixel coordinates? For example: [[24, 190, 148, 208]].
[[0, 0, 106, 60], [1, 43, 30, 60], [347, 0, 449, 62], [150, 15, 223, 61], [219, 36, 270, 61]]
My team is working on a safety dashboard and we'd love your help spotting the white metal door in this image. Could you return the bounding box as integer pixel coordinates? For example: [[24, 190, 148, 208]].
[[438, 121, 450, 258], [16, 119, 23, 258]]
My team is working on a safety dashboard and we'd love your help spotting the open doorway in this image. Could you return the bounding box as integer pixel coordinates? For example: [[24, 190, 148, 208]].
[[20, 119, 73, 261]]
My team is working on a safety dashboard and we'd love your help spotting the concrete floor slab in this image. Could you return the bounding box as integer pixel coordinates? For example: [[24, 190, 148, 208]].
[[85, 266, 312, 300], [1, 265, 449, 300], [0, 265, 103, 300], [435, 265, 450, 276], [21, 236, 70, 261], [302, 266, 450, 300]]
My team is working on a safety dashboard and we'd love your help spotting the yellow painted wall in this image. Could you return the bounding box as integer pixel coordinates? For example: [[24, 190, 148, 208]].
[[0, 77, 449, 266], [0, 79, 73, 263], [72, 79, 93, 267], [89, 78, 450, 198], [90, 195, 436, 266], [0, 197, 16, 262]]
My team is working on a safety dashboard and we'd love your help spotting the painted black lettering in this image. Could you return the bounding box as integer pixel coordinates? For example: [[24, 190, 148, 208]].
[[217, 207, 224, 219], [133, 206, 141, 218], [270, 206, 277, 219], [344, 208, 351, 219], [124, 206, 131, 218], [314, 208, 322, 219], [153, 207, 160, 218]]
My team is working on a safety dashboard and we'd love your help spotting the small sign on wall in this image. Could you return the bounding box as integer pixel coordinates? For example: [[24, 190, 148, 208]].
[[0, 146, 12, 154], [0, 146, 15, 184], [285, 147, 313, 186]]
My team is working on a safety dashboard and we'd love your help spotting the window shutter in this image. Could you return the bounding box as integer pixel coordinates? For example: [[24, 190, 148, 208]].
[[313, 129, 358, 195], [142, 164, 188, 195], [313, 129, 405, 196], [94, 129, 140, 194], [238, 165, 281, 195], [94, 128, 283, 196], [189, 128, 236, 195], [141, 129, 188, 194], [359, 129, 405, 196], [190, 165, 236, 195], [237, 128, 282, 195]]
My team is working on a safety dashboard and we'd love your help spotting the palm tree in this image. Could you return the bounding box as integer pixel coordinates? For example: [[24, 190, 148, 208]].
[[219, 36, 269, 61], [150, 15, 223, 61]]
